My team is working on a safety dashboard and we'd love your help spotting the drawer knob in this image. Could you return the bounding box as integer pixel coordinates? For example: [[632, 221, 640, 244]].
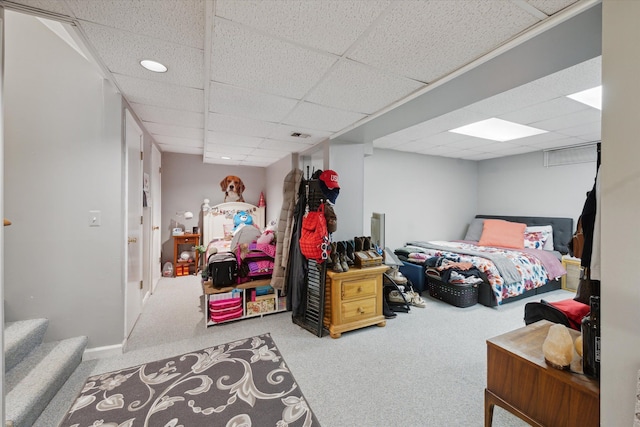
[[358, 307, 365, 314], [357, 286, 362, 292]]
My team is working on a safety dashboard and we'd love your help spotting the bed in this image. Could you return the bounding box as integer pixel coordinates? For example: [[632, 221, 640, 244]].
[[396, 215, 573, 307], [201, 200, 266, 260]]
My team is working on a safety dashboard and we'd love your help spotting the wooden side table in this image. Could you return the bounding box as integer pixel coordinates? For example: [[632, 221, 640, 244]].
[[323, 265, 388, 338], [485, 320, 599, 427], [173, 233, 200, 276]]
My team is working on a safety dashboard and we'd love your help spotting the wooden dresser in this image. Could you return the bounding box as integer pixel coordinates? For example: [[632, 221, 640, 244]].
[[485, 320, 599, 427], [323, 265, 388, 338]]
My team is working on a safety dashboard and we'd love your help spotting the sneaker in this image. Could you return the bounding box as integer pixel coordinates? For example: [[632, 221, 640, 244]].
[[407, 290, 426, 308], [388, 290, 408, 304]]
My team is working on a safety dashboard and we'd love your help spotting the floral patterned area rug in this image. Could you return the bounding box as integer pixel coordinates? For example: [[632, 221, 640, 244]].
[[59, 333, 320, 426]]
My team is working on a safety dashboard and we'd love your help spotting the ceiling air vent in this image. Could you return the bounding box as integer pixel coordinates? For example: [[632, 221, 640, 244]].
[[544, 143, 598, 167], [290, 132, 311, 138]]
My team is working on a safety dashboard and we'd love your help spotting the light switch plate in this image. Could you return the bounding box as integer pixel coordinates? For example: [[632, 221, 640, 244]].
[[89, 210, 101, 227]]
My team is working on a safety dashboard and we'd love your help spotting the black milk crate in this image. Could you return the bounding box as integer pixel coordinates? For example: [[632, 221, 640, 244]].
[[427, 275, 478, 308]]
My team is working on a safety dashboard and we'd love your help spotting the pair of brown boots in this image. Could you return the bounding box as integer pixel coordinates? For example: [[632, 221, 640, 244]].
[[329, 241, 354, 273]]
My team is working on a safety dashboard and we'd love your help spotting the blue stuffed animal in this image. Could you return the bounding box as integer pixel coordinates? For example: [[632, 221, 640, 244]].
[[233, 211, 254, 230]]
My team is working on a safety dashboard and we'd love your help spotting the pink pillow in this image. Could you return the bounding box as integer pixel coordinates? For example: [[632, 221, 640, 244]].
[[478, 219, 527, 249]]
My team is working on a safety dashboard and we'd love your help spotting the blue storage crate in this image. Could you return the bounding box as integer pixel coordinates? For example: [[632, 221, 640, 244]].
[[399, 262, 426, 293]]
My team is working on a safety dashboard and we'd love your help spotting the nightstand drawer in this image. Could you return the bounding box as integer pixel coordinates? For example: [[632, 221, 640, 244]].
[[341, 277, 377, 300], [341, 298, 377, 322]]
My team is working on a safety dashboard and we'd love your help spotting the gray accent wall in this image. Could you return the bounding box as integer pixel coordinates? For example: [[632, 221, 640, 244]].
[[363, 148, 597, 251], [478, 151, 597, 225], [364, 149, 479, 250], [4, 12, 124, 347]]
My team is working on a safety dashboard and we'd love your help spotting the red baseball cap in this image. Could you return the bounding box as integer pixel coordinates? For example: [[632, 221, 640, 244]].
[[319, 170, 340, 189]]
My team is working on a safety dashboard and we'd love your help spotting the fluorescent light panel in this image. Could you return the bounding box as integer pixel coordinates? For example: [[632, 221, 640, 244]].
[[449, 118, 547, 142], [567, 86, 602, 110]]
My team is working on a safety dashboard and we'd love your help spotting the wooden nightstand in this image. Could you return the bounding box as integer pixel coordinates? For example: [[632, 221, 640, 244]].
[[173, 234, 200, 276], [323, 265, 388, 338], [561, 255, 582, 292]]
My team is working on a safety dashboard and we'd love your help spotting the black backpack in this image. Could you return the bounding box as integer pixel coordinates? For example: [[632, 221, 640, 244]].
[[208, 252, 238, 287]]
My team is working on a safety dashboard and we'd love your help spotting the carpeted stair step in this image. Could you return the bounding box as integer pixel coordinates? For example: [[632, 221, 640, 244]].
[[4, 318, 49, 373], [5, 335, 87, 427]]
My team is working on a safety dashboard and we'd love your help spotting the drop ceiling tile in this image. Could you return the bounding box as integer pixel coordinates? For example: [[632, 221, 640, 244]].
[[79, 22, 203, 88], [525, 0, 579, 16], [207, 132, 263, 148], [204, 152, 248, 164], [115, 74, 203, 112], [132, 103, 204, 129], [158, 143, 203, 155], [412, 131, 469, 146], [448, 136, 498, 150], [534, 56, 601, 95], [67, 0, 204, 48], [464, 82, 560, 117], [496, 144, 540, 157], [251, 147, 292, 160], [209, 83, 298, 122], [306, 59, 424, 115], [210, 19, 337, 99], [556, 121, 601, 139], [348, 0, 538, 82], [216, 0, 390, 55], [284, 102, 367, 133], [499, 97, 590, 125], [532, 109, 601, 132], [258, 139, 315, 152], [268, 124, 331, 144], [208, 113, 279, 138], [144, 123, 204, 139], [205, 144, 255, 156], [153, 135, 202, 148]]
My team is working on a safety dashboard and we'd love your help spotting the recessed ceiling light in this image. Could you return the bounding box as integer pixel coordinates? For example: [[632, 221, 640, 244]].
[[221, 156, 232, 160], [449, 118, 547, 142], [567, 86, 602, 110], [140, 59, 167, 73]]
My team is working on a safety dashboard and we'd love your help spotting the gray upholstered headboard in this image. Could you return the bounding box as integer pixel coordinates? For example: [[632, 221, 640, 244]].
[[475, 215, 574, 254]]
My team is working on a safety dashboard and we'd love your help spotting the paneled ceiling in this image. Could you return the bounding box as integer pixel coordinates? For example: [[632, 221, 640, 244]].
[[2, 0, 601, 166]]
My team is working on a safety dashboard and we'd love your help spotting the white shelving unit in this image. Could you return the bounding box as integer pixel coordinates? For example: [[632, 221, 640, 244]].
[[202, 279, 286, 327]]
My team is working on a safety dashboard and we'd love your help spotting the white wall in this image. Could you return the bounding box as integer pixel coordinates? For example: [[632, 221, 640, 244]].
[[364, 149, 479, 250], [4, 11, 124, 347], [478, 151, 597, 225], [601, 1, 640, 424], [330, 142, 366, 242]]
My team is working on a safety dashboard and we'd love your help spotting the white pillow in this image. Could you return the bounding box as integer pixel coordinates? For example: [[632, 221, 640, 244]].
[[525, 225, 554, 251]]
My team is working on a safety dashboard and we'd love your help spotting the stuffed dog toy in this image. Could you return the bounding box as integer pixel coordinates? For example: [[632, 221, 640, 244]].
[[220, 175, 245, 202]]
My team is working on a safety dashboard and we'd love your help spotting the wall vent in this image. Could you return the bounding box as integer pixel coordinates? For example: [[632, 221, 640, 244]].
[[544, 143, 598, 167]]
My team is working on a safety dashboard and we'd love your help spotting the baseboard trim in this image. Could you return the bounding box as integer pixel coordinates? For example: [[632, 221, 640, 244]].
[[83, 343, 123, 360]]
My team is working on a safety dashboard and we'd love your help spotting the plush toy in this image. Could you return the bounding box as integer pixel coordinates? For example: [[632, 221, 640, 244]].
[[257, 219, 277, 244], [233, 211, 254, 230]]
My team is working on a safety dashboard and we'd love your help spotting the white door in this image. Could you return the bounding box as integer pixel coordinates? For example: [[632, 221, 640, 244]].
[[150, 143, 162, 293], [125, 109, 143, 338]]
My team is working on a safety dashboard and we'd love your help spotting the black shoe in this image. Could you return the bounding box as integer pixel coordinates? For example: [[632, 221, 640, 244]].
[[383, 299, 396, 318]]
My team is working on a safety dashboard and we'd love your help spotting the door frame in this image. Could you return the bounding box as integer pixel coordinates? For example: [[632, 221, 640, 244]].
[[124, 109, 144, 342]]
